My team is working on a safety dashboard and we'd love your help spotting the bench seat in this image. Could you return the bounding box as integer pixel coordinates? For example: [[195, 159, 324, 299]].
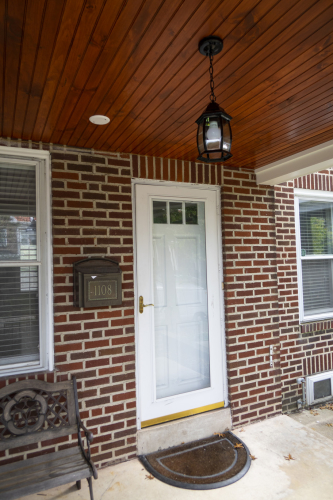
[[0, 446, 93, 500]]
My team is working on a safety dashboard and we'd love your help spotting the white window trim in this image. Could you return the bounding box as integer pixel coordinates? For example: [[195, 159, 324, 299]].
[[306, 371, 333, 406], [0, 146, 53, 376], [295, 188, 333, 323]]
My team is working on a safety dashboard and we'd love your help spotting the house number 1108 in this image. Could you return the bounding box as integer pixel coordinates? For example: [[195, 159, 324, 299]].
[[88, 280, 117, 301], [94, 284, 112, 296]]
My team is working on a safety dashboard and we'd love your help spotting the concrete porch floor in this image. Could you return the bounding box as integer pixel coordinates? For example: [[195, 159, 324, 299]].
[[21, 411, 333, 500]]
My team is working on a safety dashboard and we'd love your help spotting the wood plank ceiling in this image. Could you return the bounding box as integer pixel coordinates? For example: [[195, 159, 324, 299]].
[[1, 0, 333, 170]]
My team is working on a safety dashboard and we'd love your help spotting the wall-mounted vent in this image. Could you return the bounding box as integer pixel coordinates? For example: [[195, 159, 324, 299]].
[[306, 371, 333, 405]]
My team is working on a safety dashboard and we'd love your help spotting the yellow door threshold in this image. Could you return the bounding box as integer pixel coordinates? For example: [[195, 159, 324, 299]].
[[141, 401, 225, 428]]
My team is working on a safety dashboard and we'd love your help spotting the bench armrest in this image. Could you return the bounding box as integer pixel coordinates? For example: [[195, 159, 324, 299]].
[[77, 420, 98, 479], [72, 378, 98, 480], [79, 419, 94, 443]]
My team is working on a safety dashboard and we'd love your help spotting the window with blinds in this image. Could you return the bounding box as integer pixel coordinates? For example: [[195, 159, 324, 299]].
[[297, 194, 333, 321], [0, 164, 40, 366], [0, 147, 52, 376]]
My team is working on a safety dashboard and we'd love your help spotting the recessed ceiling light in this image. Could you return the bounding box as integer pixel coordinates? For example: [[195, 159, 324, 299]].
[[89, 115, 110, 125]]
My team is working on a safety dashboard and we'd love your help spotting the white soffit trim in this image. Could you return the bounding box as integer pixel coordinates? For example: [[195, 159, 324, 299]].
[[255, 139, 333, 186]]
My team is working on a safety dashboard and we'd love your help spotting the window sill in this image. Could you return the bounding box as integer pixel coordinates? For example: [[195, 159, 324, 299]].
[[0, 364, 53, 380], [300, 319, 333, 335]]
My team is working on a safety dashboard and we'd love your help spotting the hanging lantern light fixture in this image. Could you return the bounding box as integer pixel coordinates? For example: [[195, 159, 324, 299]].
[[196, 36, 232, 163]]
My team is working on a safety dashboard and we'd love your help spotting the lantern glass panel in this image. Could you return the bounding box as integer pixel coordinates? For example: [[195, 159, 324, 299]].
[[204, 116, 221, 151], [222, 118, 231, 152], [197, 121, 204, 154]]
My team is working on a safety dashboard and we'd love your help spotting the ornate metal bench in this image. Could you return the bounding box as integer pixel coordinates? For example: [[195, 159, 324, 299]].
[[0, 377, 97, 500]]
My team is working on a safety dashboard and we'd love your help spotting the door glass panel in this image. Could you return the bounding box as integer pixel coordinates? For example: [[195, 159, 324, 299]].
[[185, 203, 198, 225], [170, 202, 183, 224], [152, 200, 210, 399], [153, 201, 167, 224]]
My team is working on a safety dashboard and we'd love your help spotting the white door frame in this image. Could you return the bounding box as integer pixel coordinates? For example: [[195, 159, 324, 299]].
[[132, 178, 228, 430]]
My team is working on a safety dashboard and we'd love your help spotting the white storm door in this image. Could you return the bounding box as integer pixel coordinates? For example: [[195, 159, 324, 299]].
[[135, 183, 226, 426]]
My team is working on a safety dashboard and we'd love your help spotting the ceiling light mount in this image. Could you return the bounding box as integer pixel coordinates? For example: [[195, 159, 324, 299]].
[[198, 36, 223, 57], [89, 115, 110, 126], [196, 36, 232, 163]]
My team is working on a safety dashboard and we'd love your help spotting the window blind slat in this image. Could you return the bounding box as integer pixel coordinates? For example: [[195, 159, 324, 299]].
[[0, 164, 37, 262], [0, 266, 39, 364], [302, 260, 333, 315]]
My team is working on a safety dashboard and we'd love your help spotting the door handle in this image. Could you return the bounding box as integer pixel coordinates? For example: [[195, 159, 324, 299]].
[[139, 295, 154, 314]]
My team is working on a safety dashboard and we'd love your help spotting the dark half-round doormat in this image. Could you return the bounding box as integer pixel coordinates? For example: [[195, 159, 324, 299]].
[[139, 431, 251, 490]]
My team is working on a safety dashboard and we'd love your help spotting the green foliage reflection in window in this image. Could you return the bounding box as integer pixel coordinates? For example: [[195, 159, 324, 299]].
[[153, 201, 198, 225], [153, 201, 167, 223], [300, 201, 333, 255], [170, 202, 182, 224], [185, 203, 198, 224], [310, 217, 330, 254]]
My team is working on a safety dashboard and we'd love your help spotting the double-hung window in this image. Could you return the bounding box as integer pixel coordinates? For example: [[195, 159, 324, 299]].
[[295, 188, 333, 322], [0, 146, 53, 376]]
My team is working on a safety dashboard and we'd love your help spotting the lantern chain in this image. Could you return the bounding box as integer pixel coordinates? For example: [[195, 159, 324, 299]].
[[209, 51, 216, 102]]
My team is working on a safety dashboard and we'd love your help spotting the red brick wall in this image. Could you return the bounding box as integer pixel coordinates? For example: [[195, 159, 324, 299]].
[[0, 142, 138, 468], [222, 165, 282, 425], [276, 169, 333, 412], [0, 139, 226, 469], [51, 148, 138, 467], [5, 138, 330, 467], [135, 157, 284, 425]]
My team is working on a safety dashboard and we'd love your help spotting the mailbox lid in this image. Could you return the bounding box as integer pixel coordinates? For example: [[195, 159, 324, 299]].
[[74, 257, 122, 275]]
